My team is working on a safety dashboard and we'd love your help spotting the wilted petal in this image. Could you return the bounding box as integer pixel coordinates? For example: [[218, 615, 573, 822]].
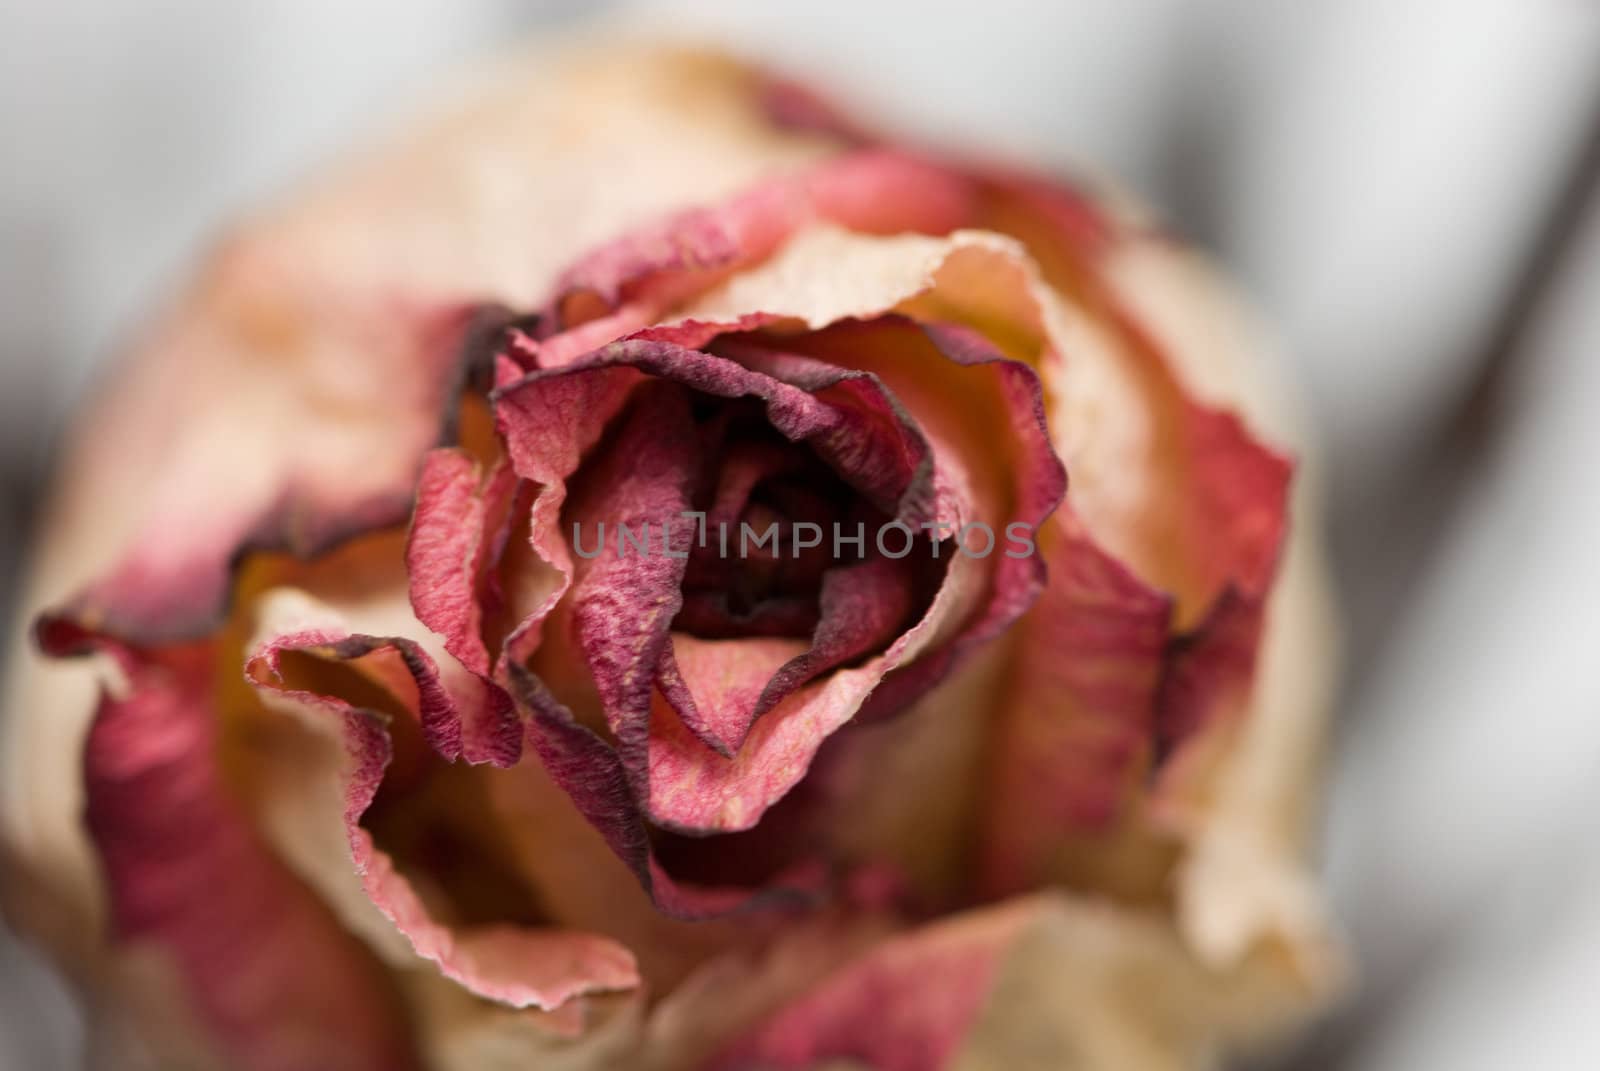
[[1115, 247, 1340, 969], [657, 634, 809, 757], [1006, 182, 1338, 984], [955, 893, 1324, 1069], [1156, 588, 1263, 770], [645, 659, 886, 835], [243, 590, 640, 1021], [713, 888, 1321, 1071], [660, 554, 913, 759], [55, 292, 482, 645], [566, 383, 702, 747], [987, 170, 1292, 627], [407, 445, 522, 681], [639, 909, 895, 1071], [709, 900, 1037, 1071], [741, 319, 1067, 721], [977, 511, 1173, 898], [506, 663, 825, 921], [38, 631, 418, 1071], [542, 150, 976, 338]]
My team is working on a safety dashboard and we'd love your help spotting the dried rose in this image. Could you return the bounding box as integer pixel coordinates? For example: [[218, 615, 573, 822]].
[[1, 43, 1339, 1071]]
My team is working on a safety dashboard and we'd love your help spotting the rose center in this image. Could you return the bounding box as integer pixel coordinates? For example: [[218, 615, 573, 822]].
[[672, 395, 908, 642]]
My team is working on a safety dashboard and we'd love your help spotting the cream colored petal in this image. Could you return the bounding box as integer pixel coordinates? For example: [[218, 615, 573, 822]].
[[1103, 237, 1342, 983], [953, 892, 1325, 1071], [676, 224, 1044, 348]]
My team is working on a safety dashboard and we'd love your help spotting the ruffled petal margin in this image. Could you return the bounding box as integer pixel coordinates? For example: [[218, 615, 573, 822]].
[[37, 625, 419, 1071]]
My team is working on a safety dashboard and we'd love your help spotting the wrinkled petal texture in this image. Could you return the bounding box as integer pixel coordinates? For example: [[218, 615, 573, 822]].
[[243, 610, 639, 1019], [38, 626, 420, 1071]]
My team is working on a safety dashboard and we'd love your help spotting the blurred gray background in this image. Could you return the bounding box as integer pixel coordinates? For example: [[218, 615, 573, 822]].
[[4, 1, 1600, 1068]]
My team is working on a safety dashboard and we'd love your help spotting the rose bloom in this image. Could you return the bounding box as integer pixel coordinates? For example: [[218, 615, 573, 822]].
[[0, 43, 1340, 1071]]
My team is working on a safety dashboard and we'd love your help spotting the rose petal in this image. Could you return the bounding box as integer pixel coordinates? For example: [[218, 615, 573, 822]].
[[566, 383, 701, 744], [542, 149, 976, 337], [994, 176, 1340, 981], [984, 170, 1293, 627], [977, 510, 1173, 898], [639, 908, 895, 1070], [659, 553, 913, 758], [709, 899, 1037, 1071], [406, 447, 521, 680], [50, 291, 483, 645], [877, 321, 1068, 681], [40, 633, 419, 1071], [243, 594, 640, 1019], [712, 887, 1320, 1071], [953, 893, 1324, 1068], [657, 634, 809, 758], [506, 662, 826, 920], [993, 178, 1298, 791], [1156, 587, 1263, 768], [731, 318, 1067, 721]]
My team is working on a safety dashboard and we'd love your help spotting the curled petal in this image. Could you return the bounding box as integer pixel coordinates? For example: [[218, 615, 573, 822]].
[[735, 318, 1067, 722], [243, 591, 640, 1020], [659, 555, 911, 760], [41, 632, 419, 1071], [406, 446, 522, 681], [566, 383, 702, 745], [506, 663, 825, 920], [657, 634, 809, 759], [645, 657, 888, 835], [543, 150, 977, 337]]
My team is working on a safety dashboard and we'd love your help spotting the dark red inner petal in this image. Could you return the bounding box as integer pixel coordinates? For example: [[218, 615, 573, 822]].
[[553, 369, 946, 763], [671, 395, 942, 647]]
